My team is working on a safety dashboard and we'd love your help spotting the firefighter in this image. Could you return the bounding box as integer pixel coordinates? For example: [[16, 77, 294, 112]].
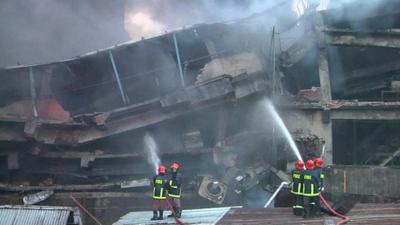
[[302, 160, 320, 218], [291, 160, 304, 216], [314, 158, 325, 191], [167, 162, 182, 218], [151, 165, 168, 221], [314, 157, 325, 216]]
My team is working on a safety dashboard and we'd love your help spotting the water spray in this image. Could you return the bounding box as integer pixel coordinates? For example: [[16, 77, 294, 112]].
[[262, 100, 303, 208], [144, 132, 161, 174], [320, 143, 326, 159], [264, 100, 303, 162]]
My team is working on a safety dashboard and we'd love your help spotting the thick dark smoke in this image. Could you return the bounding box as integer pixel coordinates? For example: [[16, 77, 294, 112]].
[[0, 0, 128, 68]]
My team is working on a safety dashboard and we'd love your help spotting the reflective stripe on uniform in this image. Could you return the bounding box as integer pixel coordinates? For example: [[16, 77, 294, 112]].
[[168, 193, 181, 198], [168, 179, 181, 198], [292, 205, 304, 209], [169, 180, 178, 189], [291, 183, 303, 195], [303, 184, 320, 196], [155, 179, 163, 185], [152, 187, 166, 200]]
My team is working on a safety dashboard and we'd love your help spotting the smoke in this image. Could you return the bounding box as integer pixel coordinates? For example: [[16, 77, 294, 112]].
[[0, 0, 129, 68], [124, 0, 297, 40], [144, 132, 161, 175], [124, 10, 166, 40]]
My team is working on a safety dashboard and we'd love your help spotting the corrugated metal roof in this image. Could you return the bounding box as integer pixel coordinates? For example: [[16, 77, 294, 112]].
[[0, 205, 74, 225], [217, 204, 400, 225], [113, 206, 235, 225], [113, 204, 400, 225]]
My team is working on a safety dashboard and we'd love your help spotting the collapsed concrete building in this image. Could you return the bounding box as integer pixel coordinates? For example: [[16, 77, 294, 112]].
[[1, 1, 400, 224]]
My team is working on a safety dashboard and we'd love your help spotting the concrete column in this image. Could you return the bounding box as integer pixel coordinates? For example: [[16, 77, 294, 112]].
[[319, 51, 332, 104], [317, 13, 333, 164]]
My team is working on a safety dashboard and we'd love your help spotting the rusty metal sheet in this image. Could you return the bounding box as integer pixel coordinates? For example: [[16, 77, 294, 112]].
[[0, 205, 76, 225]]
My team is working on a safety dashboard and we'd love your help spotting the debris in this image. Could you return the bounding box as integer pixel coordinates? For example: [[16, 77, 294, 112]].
[[295, 87, 322, 102], [196, 52, 263, 83], [23, 190, 54, 205]]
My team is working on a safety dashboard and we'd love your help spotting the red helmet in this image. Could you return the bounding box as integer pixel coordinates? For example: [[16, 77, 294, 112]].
[[306, 160, 314, 170], [296, 160, 304, 170], [171, 162, 180, 170], [158, 165, 167, 174], [315, 158, 324, 168]]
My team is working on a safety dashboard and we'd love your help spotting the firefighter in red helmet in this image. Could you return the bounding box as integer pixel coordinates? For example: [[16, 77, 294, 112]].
[[291, 160, 305, 216], [151, 165, 168, 220], [314, 157, 325, 216], [167, 162, 182, 218], [302, 160, 320, 218], [314, 158, 325, 191]]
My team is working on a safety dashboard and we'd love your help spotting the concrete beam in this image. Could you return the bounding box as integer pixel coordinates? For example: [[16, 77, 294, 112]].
[[325, 29, 400, 48], [0, 180, 149, 192], [39, 148, 213, 159], [32, 77, 234, 145], [331, 109, 400, 120]]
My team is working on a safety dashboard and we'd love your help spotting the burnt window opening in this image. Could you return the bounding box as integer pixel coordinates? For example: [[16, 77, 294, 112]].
[[280, 45, 320, 95], [333, 120, 400, 166], [329, 46, 400, 102]]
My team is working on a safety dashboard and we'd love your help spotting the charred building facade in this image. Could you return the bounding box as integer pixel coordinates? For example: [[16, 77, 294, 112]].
[[1, 1, 400, 224]]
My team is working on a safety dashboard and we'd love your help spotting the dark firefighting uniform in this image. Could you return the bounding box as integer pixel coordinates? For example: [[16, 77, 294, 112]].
[[302, 169, 320, 218], [152, 174, 167, 220], [167, 172, 182, 217], [291, 169, 304, 216], [314, 167, 325, 215]]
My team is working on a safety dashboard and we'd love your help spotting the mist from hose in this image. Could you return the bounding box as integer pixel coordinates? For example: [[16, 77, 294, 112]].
[[264, 100, 303, 162], [321, 143, 326, 159], [144, 132, 161, 174]]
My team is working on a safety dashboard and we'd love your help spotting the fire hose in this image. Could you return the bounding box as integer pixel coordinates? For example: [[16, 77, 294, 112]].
[[264, 183, 350, 225], [166, 199, 187, 225], [320, 194, 350, 225]]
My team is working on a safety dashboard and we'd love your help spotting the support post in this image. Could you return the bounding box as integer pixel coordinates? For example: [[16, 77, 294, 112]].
[[317, 13, 333, 164], [29, 67, 38, 117], [173, 33, 185, 87], [352, 121, 357, 164], [109, 50, 128, 105]]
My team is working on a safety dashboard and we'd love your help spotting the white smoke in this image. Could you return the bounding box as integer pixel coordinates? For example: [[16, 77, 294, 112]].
[[123, 0, 298, 40], [124, 10, 166, 40]]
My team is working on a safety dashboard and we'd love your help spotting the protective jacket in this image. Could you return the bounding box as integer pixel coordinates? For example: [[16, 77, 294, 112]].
[[291, 169, 303, 195], [152, 174, 167, 200], [167, 173, 182, 198], [302, 169, 320, 197], [314, 168, 325, 191]]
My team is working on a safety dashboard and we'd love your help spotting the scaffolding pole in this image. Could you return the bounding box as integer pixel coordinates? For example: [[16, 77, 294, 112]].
[[173, 32, 185, 87], [29, 67, 38, 117], [109, 50, 128, 105]]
